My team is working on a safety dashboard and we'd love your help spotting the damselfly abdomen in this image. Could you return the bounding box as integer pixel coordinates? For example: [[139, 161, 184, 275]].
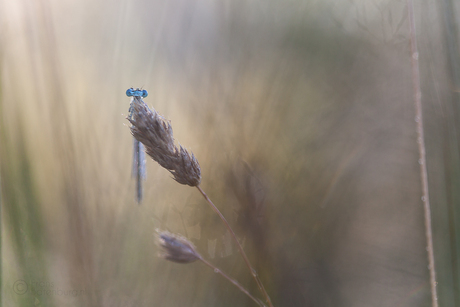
[[127, 88, 148, 203]]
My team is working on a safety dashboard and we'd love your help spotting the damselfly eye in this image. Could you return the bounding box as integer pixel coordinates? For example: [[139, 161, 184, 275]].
[[126, 88, 135, 97], [142, 90, 148, 98]]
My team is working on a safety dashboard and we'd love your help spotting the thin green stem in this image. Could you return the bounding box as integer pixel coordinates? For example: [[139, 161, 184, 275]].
[[196, 185, 274, 307]]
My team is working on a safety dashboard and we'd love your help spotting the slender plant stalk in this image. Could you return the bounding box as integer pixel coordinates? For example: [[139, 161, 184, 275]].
[[128, 93, 273, 305], [199, 257, 266, 307], [157, 230, 265, 306], [406, 1, 439, 306], [196, 185, 274, 307]]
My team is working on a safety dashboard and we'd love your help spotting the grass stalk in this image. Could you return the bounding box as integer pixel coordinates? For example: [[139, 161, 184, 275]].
[[128, 91, 273, 306], [198, 257, 266, 307], [157, 230, 266, 306], [406, 1, 439, 306], [196, 185, 274, 307]]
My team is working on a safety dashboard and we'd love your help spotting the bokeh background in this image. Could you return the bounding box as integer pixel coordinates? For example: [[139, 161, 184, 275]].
[[1, 0, 459, 306]]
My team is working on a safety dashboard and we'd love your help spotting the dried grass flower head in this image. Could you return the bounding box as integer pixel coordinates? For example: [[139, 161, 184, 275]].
[[156, 230, 201, 264], [128, 99, 201, 186]]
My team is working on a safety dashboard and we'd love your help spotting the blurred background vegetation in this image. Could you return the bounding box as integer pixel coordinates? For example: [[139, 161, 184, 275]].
[[1, 0, 459, 306]]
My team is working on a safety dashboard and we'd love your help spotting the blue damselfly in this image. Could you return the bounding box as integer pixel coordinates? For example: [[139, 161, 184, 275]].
[[127, 88, 148, 203]]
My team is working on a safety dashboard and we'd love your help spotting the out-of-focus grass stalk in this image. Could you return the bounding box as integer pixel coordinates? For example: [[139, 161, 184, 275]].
[[406, 0, 438, 306], [0, 109, 53, 307], [439, 0, 460, 304]]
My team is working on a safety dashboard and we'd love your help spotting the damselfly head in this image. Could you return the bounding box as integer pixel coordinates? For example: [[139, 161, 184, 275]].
[[126, 88, 148, 98]]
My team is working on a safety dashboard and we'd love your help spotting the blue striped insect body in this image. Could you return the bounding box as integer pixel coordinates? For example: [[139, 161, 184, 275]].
[[127, 88, 148, 203]]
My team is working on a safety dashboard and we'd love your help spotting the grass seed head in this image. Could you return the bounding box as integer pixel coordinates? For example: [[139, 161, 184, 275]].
[[128, 99, 201, 186], [156, 230, 201, 264]]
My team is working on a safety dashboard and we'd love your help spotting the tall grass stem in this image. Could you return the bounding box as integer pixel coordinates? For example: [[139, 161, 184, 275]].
[[406, 0, 439, 306]]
